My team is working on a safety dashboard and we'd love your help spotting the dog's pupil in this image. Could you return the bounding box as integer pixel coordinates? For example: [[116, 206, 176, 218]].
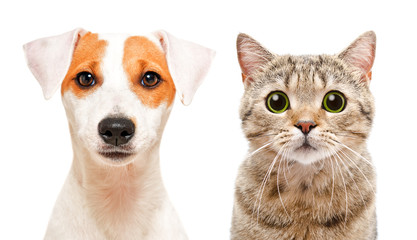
[[146, 74, 155, 84], [77, 72, 94, 87], [144, 73, 158, 86], [83, 74, 92, 84]]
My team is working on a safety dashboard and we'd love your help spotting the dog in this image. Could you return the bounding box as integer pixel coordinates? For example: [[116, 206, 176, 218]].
[[23, 28, 214, 239]]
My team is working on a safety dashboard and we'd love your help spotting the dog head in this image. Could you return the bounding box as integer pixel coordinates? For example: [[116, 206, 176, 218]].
[[24, 28, 214, 166]]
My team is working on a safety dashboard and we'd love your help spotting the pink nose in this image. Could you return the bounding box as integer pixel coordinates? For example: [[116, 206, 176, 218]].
[[295, 121, 317, 134]]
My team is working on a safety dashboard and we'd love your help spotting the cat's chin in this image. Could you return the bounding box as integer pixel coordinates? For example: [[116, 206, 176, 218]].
[[290, 145, 325, 165]]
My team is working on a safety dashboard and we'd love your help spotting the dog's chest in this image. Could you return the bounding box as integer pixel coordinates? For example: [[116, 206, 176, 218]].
[[84, 166, 157, 236]]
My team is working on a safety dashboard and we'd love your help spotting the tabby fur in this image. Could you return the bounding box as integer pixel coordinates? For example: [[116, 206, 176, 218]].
[[231, 32, 377, 240]]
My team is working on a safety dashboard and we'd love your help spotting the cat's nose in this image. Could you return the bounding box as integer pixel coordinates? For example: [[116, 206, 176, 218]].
[[295, 121, 317, 134]]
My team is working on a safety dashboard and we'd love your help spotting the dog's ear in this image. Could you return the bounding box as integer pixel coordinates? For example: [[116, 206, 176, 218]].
[[153, 30, 215, 106], [23, 28, 87, 99]]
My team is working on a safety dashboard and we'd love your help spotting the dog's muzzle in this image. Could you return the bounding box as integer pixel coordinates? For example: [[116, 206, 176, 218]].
[[98, 118, 135, 146]]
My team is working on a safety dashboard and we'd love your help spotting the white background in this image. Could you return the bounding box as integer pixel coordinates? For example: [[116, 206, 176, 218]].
[[0, 0, 416, 239]]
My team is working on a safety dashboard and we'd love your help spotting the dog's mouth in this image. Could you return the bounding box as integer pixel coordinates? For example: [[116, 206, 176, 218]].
[[98, 145, 135, 161], [99, 151, 134, 160]]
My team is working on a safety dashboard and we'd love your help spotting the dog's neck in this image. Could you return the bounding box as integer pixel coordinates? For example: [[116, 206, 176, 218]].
[[69, 135, 167, 236]]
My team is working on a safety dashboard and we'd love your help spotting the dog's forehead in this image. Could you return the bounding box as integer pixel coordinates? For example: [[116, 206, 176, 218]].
[[61, 32, 175, 108], [98, 32, 162, 50]]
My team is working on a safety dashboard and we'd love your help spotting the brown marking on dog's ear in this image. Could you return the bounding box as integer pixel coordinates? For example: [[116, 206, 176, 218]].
[[61, 33, 107, 97], [123, 36, 176, 108]]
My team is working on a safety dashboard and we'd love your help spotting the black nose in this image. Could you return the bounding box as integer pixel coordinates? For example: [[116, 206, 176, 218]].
[[98, 118, 135, 146]]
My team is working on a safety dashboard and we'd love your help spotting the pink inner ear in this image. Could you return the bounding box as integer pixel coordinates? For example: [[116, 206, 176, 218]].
[[238, 50, 268, 76], [154, 30, 215, 106], [236, 33, 273, 83], [23, 28, 87, 99], [347, 43, 375, 74], [339, 31, 376, 81]]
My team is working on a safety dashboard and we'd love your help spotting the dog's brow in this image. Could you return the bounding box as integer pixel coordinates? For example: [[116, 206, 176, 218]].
[[61, 33, 107, 98], [123, 36, 176, 108]]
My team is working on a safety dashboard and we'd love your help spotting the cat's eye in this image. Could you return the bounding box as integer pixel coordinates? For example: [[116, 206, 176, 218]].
[[141, 71, 161, 88], [76, 72, 95, 87], [266, 91, 289, 113], [322, 91, 346, 113]]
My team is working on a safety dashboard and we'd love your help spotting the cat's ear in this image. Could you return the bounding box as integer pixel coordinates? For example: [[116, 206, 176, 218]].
[[338, 31, 376, 82], [237, 33, 274, 85]]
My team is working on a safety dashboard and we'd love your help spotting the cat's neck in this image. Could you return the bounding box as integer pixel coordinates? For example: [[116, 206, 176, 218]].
[[247, 145, 375, 205]]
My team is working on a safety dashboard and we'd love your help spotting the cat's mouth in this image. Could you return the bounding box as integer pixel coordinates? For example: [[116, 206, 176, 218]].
[[290, 140, 322, 165], [295, 141, 317, 152]]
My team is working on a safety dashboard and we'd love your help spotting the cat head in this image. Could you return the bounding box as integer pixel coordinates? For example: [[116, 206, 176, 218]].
[[237, 32, 376, 165]]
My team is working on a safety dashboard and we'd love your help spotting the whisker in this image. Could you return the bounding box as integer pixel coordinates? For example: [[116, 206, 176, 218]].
[[249, 141, 273, 157], [334, 151, 367, 208], [253, 142, 288, 222], [276, 147, 291, 219], [333, 134, 363, 139], [253, 153, 278, 220], [337, 142, 374, 168], [338, 149, 376, 196], [333, 154, 348, 228], [326, 148, 335, 210], [254, 142, 290, 223], [282, 147, 290, 185], [247, 133, 278, 139], [327, 149, 336, 210], [332, 131, 367, 134], [330, 140, 375, 194]]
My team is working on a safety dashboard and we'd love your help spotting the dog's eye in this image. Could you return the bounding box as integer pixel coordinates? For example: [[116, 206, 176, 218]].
[[141, 72, 161, 88], [76, 72, 95, 87]]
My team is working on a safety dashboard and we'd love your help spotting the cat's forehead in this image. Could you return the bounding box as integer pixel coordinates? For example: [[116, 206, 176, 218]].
[[270, 55, 347, 83], [254, 55, 360, 95]]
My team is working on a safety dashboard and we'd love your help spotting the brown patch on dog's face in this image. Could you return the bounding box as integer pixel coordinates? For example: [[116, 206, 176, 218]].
[[61, 33, 108, 98], [123, 36, 176, 108]]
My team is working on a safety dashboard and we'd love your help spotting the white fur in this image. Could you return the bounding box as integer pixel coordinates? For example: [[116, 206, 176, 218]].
[[23, 29, 214, 239], [45, 34, 187, 240], [23, 28, 87, 99]]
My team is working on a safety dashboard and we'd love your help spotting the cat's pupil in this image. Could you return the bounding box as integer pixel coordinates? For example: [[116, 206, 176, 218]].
[[267, 92, 289, 113], [327, 94, 342, 110], [271, 94, 284, 109]]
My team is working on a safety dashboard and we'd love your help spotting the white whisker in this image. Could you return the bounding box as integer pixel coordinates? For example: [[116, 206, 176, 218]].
[[338, 149, 376, 195], [334, 151, 367, 208], [249, 141, 273, 157], [282, 147, 290, 185], [333, 140, 374, 168], [333, 154, 348, 228], [253, 142, 288, 222], [253, 153, 278, 220], [276, 147, 291, 219], [325, 149, 336, 210]]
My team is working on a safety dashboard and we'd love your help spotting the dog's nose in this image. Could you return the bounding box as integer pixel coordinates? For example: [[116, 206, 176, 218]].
[[98, 118, 135, 146]]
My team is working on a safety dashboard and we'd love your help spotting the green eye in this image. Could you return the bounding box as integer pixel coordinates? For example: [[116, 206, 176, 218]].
[[266, 91, 289, 113], [323, 91, 346, 113]]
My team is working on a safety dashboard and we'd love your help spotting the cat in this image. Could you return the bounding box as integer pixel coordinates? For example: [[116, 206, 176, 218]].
[[231, 31, 377, 240]]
